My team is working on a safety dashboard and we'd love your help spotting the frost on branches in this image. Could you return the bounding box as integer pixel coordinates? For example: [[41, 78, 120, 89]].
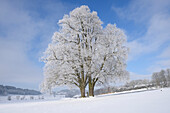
[[40, 5, 129, 97]]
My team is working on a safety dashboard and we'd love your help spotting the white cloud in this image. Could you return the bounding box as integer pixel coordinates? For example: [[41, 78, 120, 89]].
[[0, 38, 42, 82], [112, 0, 170, 79], [128, 13, 170, 60], [159, 46, 170, 58], [0, 0, 73, 89], [157, 60, 170, 67], [148, 60, 170, 73], [129, 72, 151, 80], [112, 0, 170, 24], [112, 0, 170, 61]]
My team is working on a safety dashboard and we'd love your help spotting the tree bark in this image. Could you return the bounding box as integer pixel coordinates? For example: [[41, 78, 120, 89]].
[[80, 84, 85, 97], [89, 77, 92, 96], [89, 84, 94, 96], [89, 76, 94, 96]]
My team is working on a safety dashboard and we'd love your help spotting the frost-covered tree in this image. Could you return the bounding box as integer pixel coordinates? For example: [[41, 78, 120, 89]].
[[166, 69, 170, 86], [41, 5, 129, 97], [7, 96, 11, 101], [152, 70, 167, 87], [87, 24, 129, 96], [152, 72, 161, 87]]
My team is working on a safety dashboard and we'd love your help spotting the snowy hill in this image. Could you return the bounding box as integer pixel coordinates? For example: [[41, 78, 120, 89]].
[[0, 88, 170, 113], [0, 85, 41, 95]]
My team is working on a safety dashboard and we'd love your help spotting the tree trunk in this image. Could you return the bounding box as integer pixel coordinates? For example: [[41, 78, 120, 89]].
[[80, 84, 85, 97], [88, 76, 92, 96], [91, 85, 94, 96], [89, 76, 94, 96], [89, 84, 95, 96]]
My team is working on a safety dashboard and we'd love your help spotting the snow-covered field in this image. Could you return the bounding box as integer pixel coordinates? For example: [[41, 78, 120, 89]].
[[0, 88, 170, 113], [0, 94, 65, 104]]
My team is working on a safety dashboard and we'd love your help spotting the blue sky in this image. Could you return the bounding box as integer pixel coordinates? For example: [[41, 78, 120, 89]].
[[0, 0, 170, 90]]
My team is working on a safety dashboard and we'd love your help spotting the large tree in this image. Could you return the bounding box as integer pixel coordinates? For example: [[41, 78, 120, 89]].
[[41, 5, 129, 97]]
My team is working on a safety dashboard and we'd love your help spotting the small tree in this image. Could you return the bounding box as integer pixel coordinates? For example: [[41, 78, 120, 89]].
[[16, 96, 20, 100], [159, 70, 167, 87], [166, 69, 170, 86], [7, 96, 11, 101], [152, 72, 161, 87], [152, 69, 169, 88], [30, 96, 34, 100]]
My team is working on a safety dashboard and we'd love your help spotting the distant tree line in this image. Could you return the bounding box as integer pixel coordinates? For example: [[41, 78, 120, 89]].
[[0, 85, 41, 96], [95, 79, 152, 95], [95, 68, 170, 95]]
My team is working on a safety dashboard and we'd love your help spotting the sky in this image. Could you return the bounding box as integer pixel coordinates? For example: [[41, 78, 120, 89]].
[[0, 0, 170, 90]]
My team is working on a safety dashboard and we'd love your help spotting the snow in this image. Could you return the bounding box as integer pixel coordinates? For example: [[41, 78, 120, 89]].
[[0, 94, 64, 104], [0, 88, 170, 113]]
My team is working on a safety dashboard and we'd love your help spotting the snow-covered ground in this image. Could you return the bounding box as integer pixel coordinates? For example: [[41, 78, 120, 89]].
[[0, 94, 65, 104], [0, 88, 170, 113]]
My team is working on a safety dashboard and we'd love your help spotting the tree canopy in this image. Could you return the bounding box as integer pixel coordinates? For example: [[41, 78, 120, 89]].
[[40, 5, 129, 97]]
